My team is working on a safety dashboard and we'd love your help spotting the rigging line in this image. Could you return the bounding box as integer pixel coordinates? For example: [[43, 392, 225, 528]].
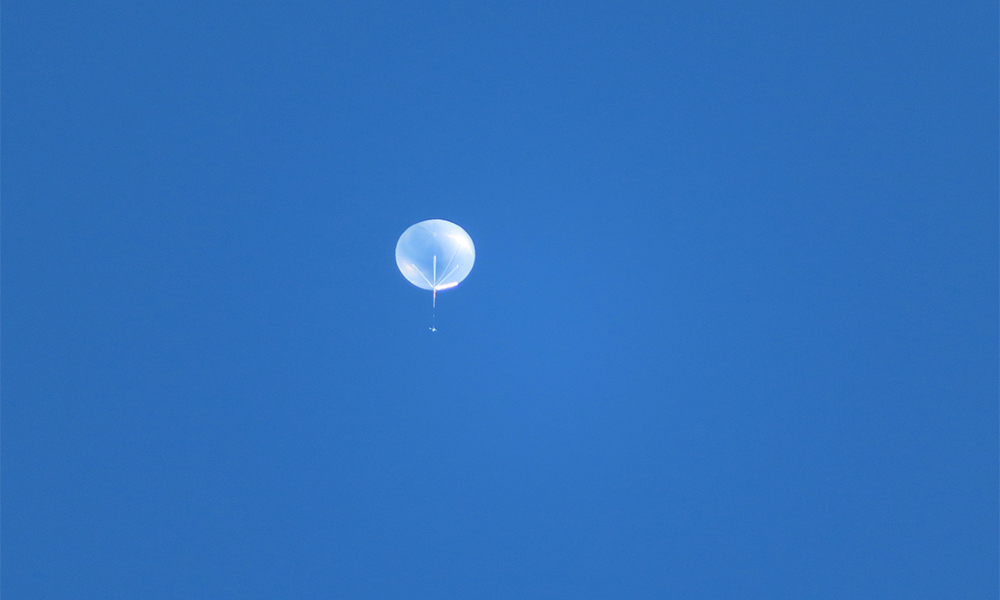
[[411, 263, 435, 289], [437, 244, 461, 286], [437, 263, 462, 286]]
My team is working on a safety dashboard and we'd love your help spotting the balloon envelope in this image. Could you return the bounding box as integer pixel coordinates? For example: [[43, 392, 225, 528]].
[[396, 219, 475, 291]]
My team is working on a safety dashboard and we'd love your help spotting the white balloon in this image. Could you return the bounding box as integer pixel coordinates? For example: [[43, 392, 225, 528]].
[[396, 220, 475, 295]]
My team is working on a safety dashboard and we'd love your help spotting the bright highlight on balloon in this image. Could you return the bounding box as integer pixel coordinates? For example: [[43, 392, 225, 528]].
[[395, 220, 475, 324]]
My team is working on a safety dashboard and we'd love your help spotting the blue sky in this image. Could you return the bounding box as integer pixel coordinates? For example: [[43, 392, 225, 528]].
[[3, 1, 997, 597]]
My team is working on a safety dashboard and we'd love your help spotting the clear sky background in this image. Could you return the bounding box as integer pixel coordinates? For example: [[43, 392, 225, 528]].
[[3, 1, 997, 598]]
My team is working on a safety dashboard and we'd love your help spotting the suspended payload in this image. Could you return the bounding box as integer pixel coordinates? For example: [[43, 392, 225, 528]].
[[395, 219, 475, 308]]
